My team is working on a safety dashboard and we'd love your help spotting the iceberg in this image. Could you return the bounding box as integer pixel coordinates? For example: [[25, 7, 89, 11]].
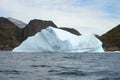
[[12, 26, 104, 52]]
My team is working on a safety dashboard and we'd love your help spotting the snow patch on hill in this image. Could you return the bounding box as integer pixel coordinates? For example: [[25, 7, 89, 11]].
[[8, 17, 26, 28]]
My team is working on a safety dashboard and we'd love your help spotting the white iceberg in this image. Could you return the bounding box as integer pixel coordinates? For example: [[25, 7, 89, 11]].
[[12, 26, 104, 52]]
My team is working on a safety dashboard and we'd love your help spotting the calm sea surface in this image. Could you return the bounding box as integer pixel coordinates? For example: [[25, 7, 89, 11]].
[[0, 52, 120, 80]]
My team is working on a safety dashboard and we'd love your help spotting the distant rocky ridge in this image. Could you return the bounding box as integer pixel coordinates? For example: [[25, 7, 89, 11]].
[[100, 25, 120, 51], [23, 19, 58, 40], [0, 17, 81, 50]]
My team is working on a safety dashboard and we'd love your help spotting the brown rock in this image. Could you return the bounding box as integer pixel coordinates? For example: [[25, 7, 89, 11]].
[[100, 25, 120, 51], [23, 19, 57, 40], [0, 17, 23, 50]]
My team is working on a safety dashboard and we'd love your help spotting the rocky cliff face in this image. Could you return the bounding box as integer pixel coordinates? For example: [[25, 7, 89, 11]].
[[100, 25, 120, 51], [23, 19, 57, 40], [0, 17, 23, 50]]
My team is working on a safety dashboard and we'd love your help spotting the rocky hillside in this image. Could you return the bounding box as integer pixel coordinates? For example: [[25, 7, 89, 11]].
[[100, 25, 120, 51], [23, 19, 57, 40], [0, 17, 23, 50]]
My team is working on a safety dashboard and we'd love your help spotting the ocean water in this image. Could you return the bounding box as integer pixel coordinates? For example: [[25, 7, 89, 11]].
[[0, 52, 120, 80]]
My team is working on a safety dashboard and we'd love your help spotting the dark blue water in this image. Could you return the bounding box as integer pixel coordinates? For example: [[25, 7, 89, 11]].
[[0, 52, 120, 80]]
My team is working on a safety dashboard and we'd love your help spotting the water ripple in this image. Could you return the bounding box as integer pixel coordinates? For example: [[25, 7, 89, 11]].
[[30, 64, 51, 68], [52, 70, 87, 76], [0, 70, 26, 75]]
